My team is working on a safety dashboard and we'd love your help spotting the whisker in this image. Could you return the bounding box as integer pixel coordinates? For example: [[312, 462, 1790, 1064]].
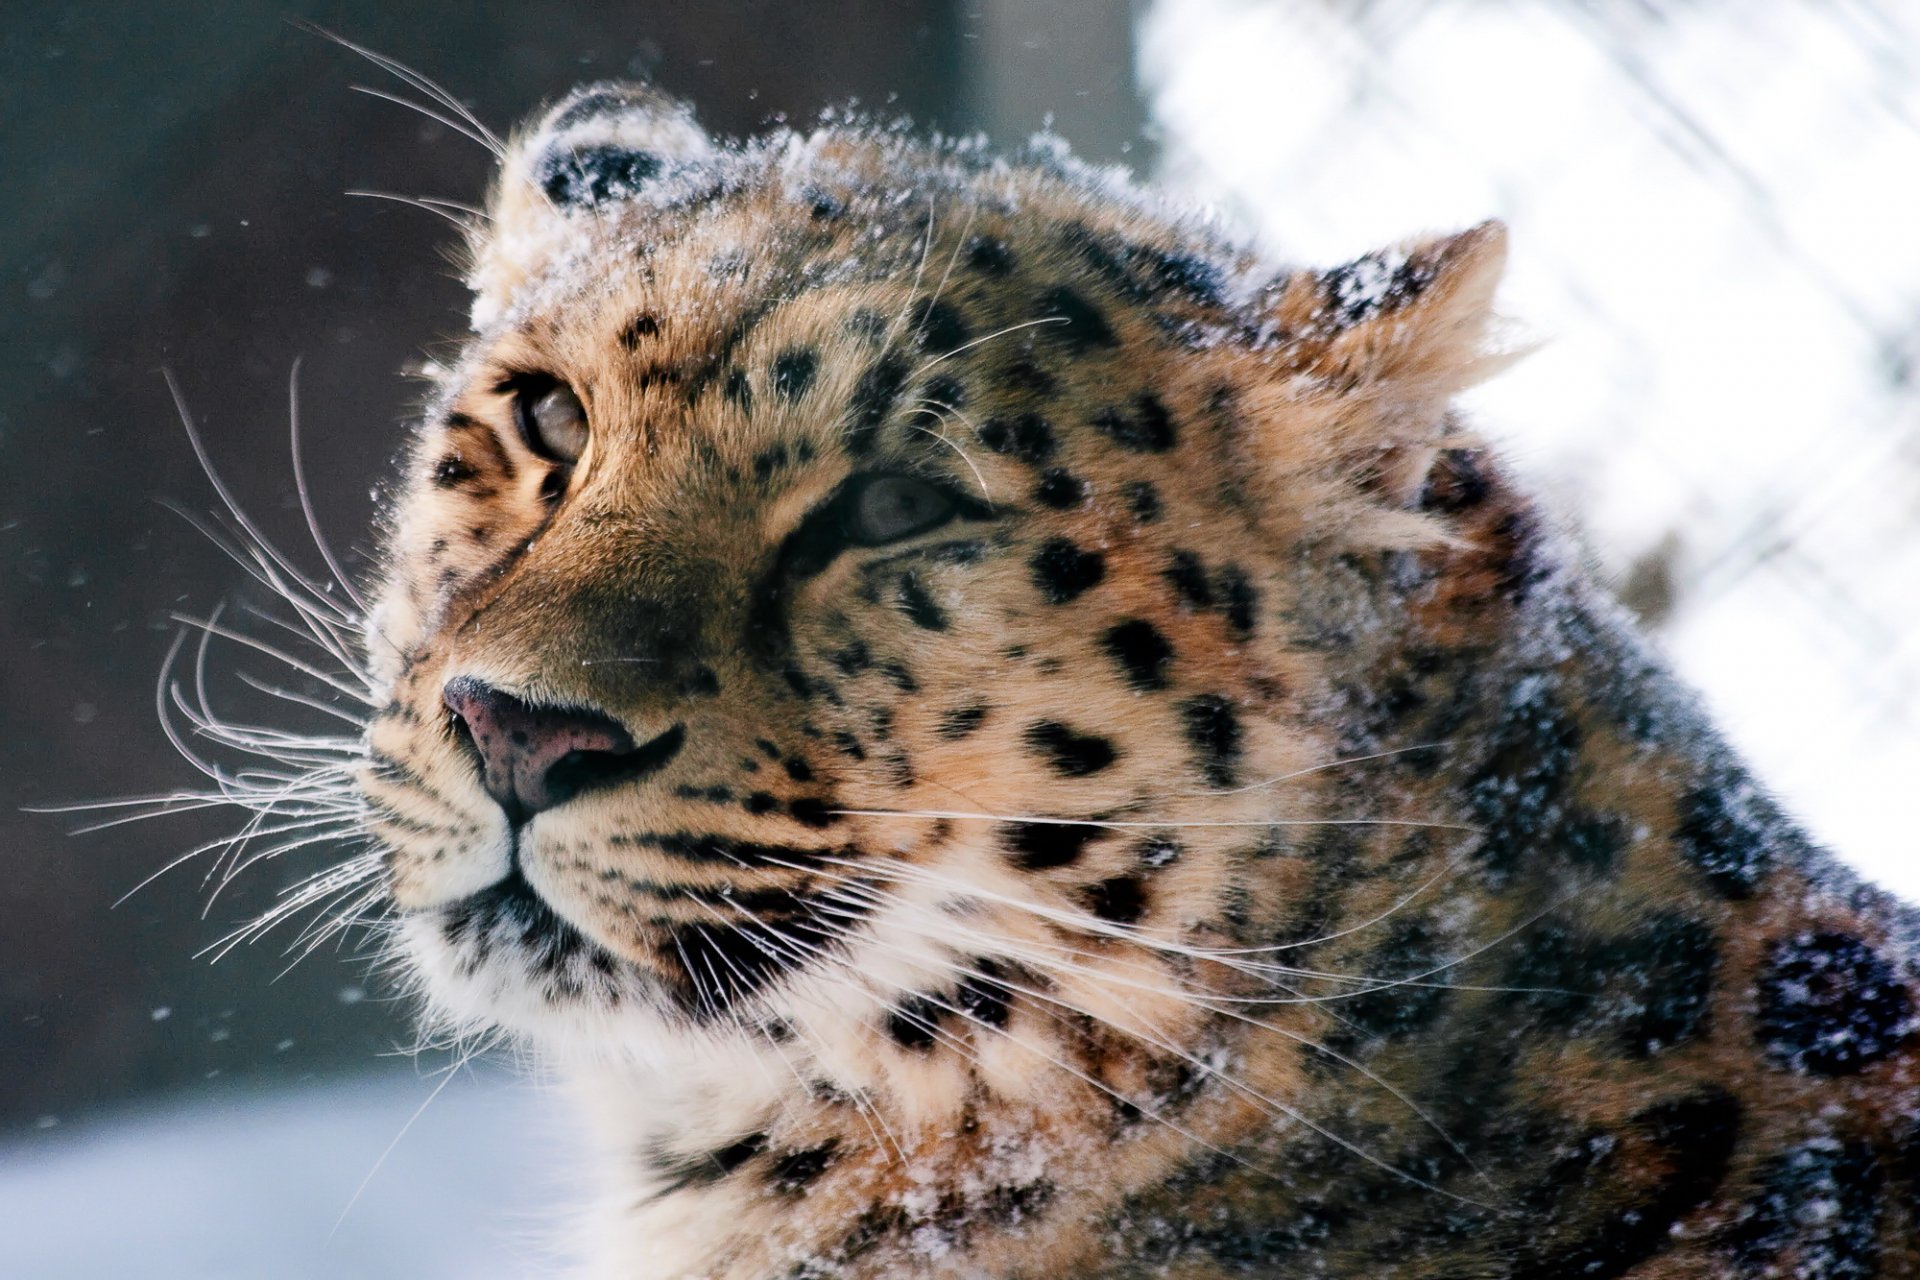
[[832, 806, 1479, 835], [902, 413, 992, 506], [168, 612, 377, 707], [906, 316, 1068, 381], [345, 187, 479, 231], [161, 370, 363, 635], [301, 23, 506, 158], [286, 356, 369, 614]]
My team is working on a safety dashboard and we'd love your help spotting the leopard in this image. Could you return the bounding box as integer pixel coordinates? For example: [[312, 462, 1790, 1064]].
[[342, 82, 1920, 1277]]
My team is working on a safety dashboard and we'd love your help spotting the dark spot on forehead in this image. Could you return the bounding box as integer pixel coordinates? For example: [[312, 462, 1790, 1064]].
[[771, 348, 819, 402], [1125, 480, 1162, 523], [752, 444, 789, 480], [1030, 538, 1105, 604], [1023, 721, 1119, 778], [1083, 876, 1147, 925], [846, 354, 909, 456], [1062, 222, 1227, 309], [1002, 356, 1058, 397], [976, 412, 1056, 464], [1034, 468, 1087, 510], [966, 235, 1015, 275], [619, 312, 661, 349], [922, 373, 966, 408], [723, 368, 753, 415], [1164, 551, 1212, 609], [1181, 695, 1243, 789], [1136, 836, 1182, 868], [937, 704, 989, 740], [1036, 286, 1117, 352], [540, 145, 662, 207], [1218, 566, 1258, 637], [1560, 813, 1628, 874], [1002, 820, 1107, 869], [805, 188, 845, 221], [1093, 394, 1177, 453], [910, 298, 971, 354], [1757, 930, 1912, 1076], [1102, 619, 1174, 692]]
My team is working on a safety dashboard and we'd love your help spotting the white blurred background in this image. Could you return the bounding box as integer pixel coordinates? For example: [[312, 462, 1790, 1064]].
[[1141, 0, 1920, 898]]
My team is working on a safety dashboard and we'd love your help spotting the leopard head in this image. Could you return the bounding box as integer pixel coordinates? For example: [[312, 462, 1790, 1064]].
[[360, 83, 1509, 1099]]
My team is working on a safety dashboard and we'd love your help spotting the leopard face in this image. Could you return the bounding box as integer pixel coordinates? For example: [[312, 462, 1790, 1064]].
[[360, 84, 1505, 1100]]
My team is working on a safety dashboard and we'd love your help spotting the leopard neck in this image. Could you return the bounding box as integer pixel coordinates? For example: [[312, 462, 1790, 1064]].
[[1110, 448, 1920, 1277]]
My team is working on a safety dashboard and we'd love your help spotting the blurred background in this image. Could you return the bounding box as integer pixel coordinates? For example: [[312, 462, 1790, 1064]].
[[2, 1, 1915, 1274]]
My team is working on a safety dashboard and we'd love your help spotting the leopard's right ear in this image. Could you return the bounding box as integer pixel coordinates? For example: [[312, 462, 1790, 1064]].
[[467, 83, 712, 329]]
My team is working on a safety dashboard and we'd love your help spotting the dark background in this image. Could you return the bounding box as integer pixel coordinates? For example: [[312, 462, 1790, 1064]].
[[1, 1, 1146, 1138]]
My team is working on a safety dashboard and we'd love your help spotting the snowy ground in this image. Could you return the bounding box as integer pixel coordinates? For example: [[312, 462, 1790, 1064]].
[[0, 1069, 572, 1279]]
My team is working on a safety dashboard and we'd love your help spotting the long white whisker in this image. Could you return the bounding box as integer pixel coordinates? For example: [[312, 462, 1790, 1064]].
[[832, 807, 1478, 835], [286, 356, 368, 614], [303, 23, 506, 157], [906, 316, 1068, 380], [345, 187, 479, 231]]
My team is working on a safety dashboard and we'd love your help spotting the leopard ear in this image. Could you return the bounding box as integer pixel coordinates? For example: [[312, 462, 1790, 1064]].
[[1240, 222, 1514, 526], [467, 82, 712, 329], [1274, 219, 1510, 407]]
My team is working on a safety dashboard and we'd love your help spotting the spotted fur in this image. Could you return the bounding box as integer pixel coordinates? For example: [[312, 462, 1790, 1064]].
[[355, 84, 1920, 1277]]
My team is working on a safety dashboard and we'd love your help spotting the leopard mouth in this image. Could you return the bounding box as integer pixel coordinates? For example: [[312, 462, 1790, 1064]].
[[439, 860, 608, 975]]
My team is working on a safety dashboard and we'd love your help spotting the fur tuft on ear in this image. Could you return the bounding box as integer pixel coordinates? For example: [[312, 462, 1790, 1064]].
[[1276, 219, 1510, 403], [467, 82, 712, 330], [1235, 221, 1517, 533]]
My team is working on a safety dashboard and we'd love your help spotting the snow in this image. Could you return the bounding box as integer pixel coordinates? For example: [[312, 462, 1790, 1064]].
[[0, 1068, 572, 1279]]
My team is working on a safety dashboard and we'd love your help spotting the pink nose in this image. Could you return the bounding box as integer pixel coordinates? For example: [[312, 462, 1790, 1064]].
[[443, 677, 656, 820]]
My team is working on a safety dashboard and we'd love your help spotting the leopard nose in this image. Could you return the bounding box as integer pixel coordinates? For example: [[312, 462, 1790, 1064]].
[[442, 676, 683, 822]]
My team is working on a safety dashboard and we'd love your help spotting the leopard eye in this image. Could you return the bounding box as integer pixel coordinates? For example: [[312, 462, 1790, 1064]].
[[844, 474, 958, 545], [514, 379, 589, 464]]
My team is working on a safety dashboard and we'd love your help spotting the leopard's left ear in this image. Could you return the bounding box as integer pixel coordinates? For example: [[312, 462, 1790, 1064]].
[[467, 82, 713, 329], [1246, 222, 1514, 517], [1275, 219, 1510, 407]]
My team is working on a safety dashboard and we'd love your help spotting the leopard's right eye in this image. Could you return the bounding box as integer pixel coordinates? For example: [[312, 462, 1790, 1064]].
[[512, 377, 590, 465]]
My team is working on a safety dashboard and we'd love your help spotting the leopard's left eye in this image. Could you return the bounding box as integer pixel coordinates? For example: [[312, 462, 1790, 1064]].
[[514, 379, 589, 464], [844, 474, 958, 545]]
